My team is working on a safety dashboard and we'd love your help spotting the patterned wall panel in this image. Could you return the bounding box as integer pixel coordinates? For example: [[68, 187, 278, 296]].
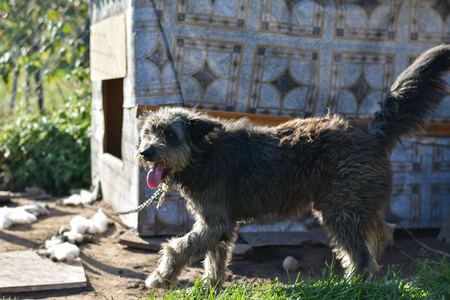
[[258, 0, 326, 38], [175, 0, 250, 30], [334, 0, 402, 42], [172, 37, 244, 111], [142, 181, 193, 235], [132, 0, 183, 105], [391, 138, 450, 228], [247, 45, 320, 117], [327, 51, 395, 118], [408, 0, 450, 44], [117, 0, 450, 234]]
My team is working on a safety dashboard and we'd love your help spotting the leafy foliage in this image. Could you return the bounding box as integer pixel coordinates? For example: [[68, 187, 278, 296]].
[[0, 96, 91, 195], [0, 0, 89, 85], [0, 0, 91, 194]]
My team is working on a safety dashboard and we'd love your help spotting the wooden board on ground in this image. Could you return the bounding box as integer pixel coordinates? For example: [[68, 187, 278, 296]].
[[118, 230, 253, 259], [118, 230, 168, 252], [0, 251, 87, 293], [0, 191, 10, 203], [239, 229, 330, 247]]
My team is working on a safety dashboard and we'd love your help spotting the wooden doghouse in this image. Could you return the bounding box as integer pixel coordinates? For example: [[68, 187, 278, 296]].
[[89, 1, 450, 236]]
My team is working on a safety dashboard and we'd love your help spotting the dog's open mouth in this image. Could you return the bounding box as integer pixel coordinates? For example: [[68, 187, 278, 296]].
[[146, 162, 170, 189]]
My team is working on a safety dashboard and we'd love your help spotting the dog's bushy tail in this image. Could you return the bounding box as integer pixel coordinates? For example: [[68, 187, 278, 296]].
[[369, 44, 450, 153]]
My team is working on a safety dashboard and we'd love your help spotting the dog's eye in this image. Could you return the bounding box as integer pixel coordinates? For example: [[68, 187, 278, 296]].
[[165, 130, 176, 139], [143, 129, 150, 135]]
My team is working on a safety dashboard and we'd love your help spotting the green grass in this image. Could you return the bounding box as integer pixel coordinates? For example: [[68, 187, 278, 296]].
[[120, 255, 449, 300]]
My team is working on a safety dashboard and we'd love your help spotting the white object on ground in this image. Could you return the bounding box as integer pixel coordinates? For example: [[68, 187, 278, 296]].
[[70, 216, 90, 234], [0, 203, 49, 229], [63, 230, 84, 244], [69, 209, 108, 235], [45, 236, 65, 249], [9, 208, 37, 224], [44, 209, 109, 260], [282, 256, 300, 271], [22, 202, 50, 216], [87, 209, 108, 234], [0, 207, 36, 227], [58, 209, 109, 244], [64, 216, 90, 244], [47, 242, 80, 260], [62, 190, 93, 206], [0, 210, 13, 229]]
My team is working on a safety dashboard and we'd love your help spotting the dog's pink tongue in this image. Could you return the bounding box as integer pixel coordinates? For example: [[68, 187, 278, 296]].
[[147, 163, 163, 189]]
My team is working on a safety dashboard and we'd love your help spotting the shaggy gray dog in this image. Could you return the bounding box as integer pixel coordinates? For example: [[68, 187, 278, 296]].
[[138, 45, 450, 288]]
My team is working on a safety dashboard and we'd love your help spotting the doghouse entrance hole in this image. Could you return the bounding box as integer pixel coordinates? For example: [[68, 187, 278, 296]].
[[102, 78, 123, 159]]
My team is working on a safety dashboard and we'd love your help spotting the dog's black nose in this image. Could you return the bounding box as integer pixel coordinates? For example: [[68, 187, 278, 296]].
[[140, 148, 155, 160]]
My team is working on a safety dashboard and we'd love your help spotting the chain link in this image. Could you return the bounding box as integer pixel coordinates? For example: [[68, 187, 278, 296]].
[[87, 181, 173, 216], [116, 188, 164, 215]]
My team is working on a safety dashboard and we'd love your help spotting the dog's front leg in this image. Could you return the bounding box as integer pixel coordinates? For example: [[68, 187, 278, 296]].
[[145, 220, 231, 288], [203, 230, 237, 288]]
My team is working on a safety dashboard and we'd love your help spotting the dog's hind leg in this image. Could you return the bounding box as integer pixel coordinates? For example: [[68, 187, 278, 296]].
[[145, 220, 233, 288], [366, 216, 395, 263], [319, 208, 379, 277]]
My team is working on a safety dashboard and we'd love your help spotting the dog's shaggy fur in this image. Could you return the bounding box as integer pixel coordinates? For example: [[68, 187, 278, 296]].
[[138, 45, 450, 288]]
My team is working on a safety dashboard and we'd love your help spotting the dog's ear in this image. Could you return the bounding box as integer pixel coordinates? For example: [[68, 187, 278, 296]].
[[187, 116, 220, 144]]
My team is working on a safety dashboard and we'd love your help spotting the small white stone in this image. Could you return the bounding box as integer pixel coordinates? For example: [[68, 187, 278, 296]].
[[282, 256, 300, 271]]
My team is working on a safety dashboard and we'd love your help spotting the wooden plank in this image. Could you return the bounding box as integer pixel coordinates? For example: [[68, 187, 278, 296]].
[[136, 104, 450, 136], [90, 14, 127, 81], [239, 229, 330, 247], [232, 243, 253, 260], [136, 105, 291, 127], [0, 251, 87, 293], [118, 230, 168, 252], [0, 191, 10, 203], [118, 230, 253, 259]]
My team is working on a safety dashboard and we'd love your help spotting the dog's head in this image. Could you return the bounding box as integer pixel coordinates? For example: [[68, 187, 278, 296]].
[[137, 107, 220, 188]]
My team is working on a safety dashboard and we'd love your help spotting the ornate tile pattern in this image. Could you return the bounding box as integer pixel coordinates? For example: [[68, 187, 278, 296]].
[[432, 140, 450, 172], [133, 0, 182, 104], [391, 141, 423, 173], [175, 0, 250, 30], [409, 0, 450, 44], [133, 0, 167, 20], [172, 36, 244, 110], [247, 45, 320, 117], [334, 0, 402, 42], [391, 138, 450, 228], [431, 184, 450, 227], [391, 184, 422, 228], [122, 0, 450, 234], [134, 21, 182, 99], [327, 51, 395, 119], [144, 183, 193, 235], [258, 0, 326, 38]]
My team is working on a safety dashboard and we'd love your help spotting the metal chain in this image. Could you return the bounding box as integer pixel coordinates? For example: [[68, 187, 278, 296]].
[[116, 188, 164, 215], [82, 181, 173, 216]]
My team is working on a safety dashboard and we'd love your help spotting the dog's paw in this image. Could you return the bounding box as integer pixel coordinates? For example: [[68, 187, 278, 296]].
[[145, 272, 175, 289]]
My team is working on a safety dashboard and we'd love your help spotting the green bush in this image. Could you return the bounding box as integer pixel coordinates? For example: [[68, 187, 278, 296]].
[[0, 96, 91, 195]]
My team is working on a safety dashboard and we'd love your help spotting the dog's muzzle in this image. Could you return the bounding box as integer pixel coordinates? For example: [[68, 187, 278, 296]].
[[140, 148, 155, 161]]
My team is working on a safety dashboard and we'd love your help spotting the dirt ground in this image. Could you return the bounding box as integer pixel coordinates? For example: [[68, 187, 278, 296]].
[[1, 197, 450, 300]]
